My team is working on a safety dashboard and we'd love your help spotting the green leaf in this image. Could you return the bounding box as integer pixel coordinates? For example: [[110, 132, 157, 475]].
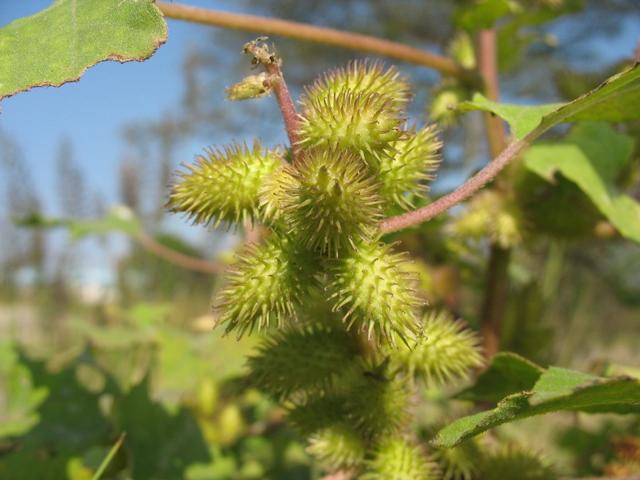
[[18, 206, 142, 239], [433, 366, 640, 448], [524, 123, 640, 243], [0, 0, 167, 101], [0, 341, 48, 439], [455, 0, 514, 31], [456, 352, 544, 404], [459, 62, 640, 139]]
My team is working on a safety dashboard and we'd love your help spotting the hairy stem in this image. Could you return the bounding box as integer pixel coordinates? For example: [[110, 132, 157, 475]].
[[264, 61, 302, 161], [157, 1, 470, 79], [379, 130, 536, 233]]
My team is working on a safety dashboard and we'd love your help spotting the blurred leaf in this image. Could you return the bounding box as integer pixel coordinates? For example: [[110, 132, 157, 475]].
[[524, 123, 640, 243], [0, 0, 167, 101], [0, 341, 48, 439], [17, 206, 142, 239], [460, 62, 640, 139], [434, 366, 640, 448], [115, 376, 211, 479], [455, 0, 514, 31], [456, 352, 544, 404]]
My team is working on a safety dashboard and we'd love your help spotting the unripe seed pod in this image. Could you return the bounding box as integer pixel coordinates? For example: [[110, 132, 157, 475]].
[[344, 363, 410, 437], [429, 85, 467, 127], [307, 423, 367, 471], [168, 142, 282, 227], [247, 325, 359, 399], [328, 240, 422, 342], [214, 235, 316, 337], [298, 89, 404, 166], [390, 310, 483, 386], [378, 124, 442, 209], [362, 437, 440, 480], [304, 59, 411, 109], [281, 149, 383, 257], [480, 444, 556, 480]]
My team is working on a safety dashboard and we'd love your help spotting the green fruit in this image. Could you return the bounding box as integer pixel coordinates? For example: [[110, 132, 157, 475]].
[[299, 89, 404, 166], [390, 310, 483, 386], [247, 325, 358, 399], [307, 423, 367, 470], [344, 364, 410, 437], [214, 235, 316, 337], [362, 437, 440, 480], [480, 444, 557, 480], [281, 149, 382, 256], [168, 142, 282, 227], [303, 59, 411, 109], [378, 124, 442, 209], [328, 240, 422, 342]]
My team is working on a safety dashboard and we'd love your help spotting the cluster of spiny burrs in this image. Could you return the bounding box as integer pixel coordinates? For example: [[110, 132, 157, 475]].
[[168, 53, 483, 479]]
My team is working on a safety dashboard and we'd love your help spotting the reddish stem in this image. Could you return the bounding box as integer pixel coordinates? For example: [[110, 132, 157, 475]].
[[379, 131, 535, 233], [264, 61, 301, 161]]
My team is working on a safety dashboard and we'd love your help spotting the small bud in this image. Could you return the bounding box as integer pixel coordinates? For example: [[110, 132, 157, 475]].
[[226, 73, 272, 101], [429, 84, 468, 127]]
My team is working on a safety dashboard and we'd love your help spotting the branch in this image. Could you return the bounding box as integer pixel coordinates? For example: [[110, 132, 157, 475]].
[[157, 1, 469, 79], [379, 129, 538, 233], [242, 39, 301, 160], [135, 231, 223, 274], [476, 28, 510, 359]]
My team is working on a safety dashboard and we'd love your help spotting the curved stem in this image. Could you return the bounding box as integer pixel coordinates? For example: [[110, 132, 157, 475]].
[[135, 231, 223, 274], [379, 128, 538, 233], [157, 2, 469, 79]]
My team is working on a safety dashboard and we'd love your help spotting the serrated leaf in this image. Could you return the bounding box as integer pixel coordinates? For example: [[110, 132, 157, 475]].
[[456, 352, 544, 404], [524, 123, 640, 243], [0, 0, 167, 101], [459, 62, 640, 139], [434, 366, 640, 448]]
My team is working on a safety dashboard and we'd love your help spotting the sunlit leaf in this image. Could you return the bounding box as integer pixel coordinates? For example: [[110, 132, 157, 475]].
[[524, 123, 640, 243], [0, 0, 167, 101], [434, 365, 640, 448], [460, 62, 640, 139]]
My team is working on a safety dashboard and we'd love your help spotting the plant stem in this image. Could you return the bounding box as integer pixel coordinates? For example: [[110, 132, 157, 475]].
[[136, 231, 222, 274], [378, 129, 536, 233], [157, 2, 470, 80], [242, 40, 301, 162], [264, 61, 302, 161], [479, 244, 510, 357], [476, 29, 510, 359]]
